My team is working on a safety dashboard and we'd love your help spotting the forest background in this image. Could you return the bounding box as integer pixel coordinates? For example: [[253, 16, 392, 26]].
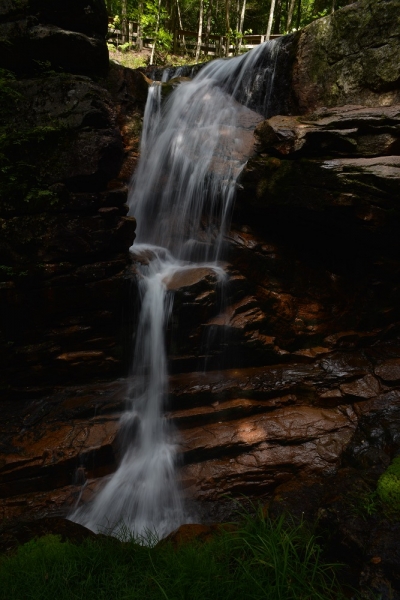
[[107, 0, 355, 64]]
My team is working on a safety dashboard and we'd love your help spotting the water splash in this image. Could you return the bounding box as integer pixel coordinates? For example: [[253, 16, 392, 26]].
[[70, 40, 281, 539]]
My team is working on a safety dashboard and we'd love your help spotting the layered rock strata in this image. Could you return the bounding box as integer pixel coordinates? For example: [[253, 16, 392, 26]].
[[1, 342, 400, 522]]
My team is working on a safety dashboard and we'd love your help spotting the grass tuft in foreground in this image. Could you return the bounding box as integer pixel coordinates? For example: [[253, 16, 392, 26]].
[[0, 512, 347, 600]]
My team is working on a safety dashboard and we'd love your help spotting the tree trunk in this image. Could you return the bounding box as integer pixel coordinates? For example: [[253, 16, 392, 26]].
[[286, 0, 296, 31], [175, 0, 186, 53], [121, 0, 129, 44], [204, 0, 213, 56], [239, 0, 246, 33], [137, 1, 143, 50], [166, 0, 173, 30], [150, 0, 162, 65], [225, 0, 230, 56], [234, 0, 240, 53], [235, 0, 246, 56], [195, 0, 204, 60], [273, 0, 282, 34], [171, 3, 176, 49], [235, 0, 240, 30], [265, 0, 276, 40], [296, 0, 302, 29], [331, 0, 336, 13]]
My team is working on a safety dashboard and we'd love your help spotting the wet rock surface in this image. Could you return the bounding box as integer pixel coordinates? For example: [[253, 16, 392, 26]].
[[159, 522, 235, 548], [0, 341, 399, 516]]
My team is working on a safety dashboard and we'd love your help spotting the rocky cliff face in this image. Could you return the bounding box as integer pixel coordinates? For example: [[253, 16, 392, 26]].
[[1, 0, 400, 596], [0, 1, 149, 393]]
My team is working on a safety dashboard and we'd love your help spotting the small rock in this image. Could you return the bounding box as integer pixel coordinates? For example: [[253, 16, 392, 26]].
[[340, 375, 380, 399], [375, 359, 400, 383]]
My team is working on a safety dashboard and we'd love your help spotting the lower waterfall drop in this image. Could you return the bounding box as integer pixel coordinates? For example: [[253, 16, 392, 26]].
[[70, 39, 281, 538]]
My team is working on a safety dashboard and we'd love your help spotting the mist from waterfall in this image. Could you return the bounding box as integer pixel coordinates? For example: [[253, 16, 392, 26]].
[[70, 40, 281, 539]]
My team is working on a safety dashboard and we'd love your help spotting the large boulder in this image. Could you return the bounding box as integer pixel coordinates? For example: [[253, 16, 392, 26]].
[[291, 0, 400, 112], [28, 0, 108, 37], [0, 0, 109, 76], [0, 0, 108, 36]]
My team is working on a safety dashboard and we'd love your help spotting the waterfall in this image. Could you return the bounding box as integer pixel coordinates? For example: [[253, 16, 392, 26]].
[[70, 40, 281, 539]]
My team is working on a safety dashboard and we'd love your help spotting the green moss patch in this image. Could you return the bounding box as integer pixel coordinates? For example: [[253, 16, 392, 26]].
[[377, 457, 400, 512]]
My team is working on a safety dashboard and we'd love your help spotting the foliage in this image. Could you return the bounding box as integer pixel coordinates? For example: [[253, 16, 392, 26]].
[[0, 265, 28, 278], [358, 490, 379, 517], [345, 462, 400, 520], [349, 486, 380, 520], [106, 0, 355, 64], [112, 0, 355, 36], [118, 41, 134, 52], [0, 512, 347, 600], [0, 68, 19, 109], [377, 457, 400, 512]]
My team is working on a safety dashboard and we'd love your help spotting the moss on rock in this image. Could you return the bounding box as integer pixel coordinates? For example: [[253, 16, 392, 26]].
[[377, 457, 400, 512], [293, 0, 400, 112]]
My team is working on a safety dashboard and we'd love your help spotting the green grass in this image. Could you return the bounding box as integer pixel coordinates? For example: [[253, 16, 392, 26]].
[[109, 46, 149, 69], [108, 44, 214, 70], [0, 513, 347, 600]]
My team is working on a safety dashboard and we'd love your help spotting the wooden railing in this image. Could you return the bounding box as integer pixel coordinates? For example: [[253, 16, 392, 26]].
[[172, 30, 282, 57]]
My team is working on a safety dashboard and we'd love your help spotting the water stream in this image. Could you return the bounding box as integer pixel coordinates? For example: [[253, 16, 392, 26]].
[[70, 40, 281, 539]]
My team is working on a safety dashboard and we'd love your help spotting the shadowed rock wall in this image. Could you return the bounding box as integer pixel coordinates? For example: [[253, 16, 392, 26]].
[[0, 1, 148, 394], [0, 0, 109, 77]]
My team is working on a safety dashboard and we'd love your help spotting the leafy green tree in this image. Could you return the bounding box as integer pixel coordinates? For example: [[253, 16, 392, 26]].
[[106, 0, 355, 57]]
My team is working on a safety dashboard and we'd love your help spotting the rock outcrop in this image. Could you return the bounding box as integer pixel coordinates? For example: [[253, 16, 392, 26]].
[[234, 105, 400, 352], [0, 2, 146, 393], [0, 0, 109, 77], [2, 342, 400, 521], [291, 0, 400, 112]]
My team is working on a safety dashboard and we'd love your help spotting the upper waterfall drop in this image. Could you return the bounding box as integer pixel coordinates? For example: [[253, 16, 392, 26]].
[[130, 39, 281, 260], [70, 40, 282, 539]]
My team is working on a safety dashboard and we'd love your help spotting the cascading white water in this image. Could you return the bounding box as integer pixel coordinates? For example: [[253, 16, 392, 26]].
[[70, 40, 281, 539]]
